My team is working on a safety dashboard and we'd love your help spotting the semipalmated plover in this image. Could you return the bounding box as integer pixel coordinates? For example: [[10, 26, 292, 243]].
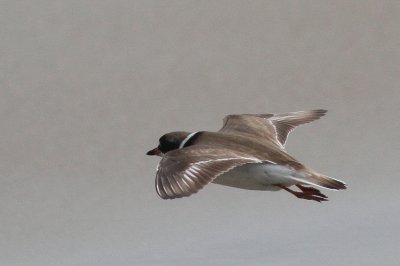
[[147, 110, 346, 202]]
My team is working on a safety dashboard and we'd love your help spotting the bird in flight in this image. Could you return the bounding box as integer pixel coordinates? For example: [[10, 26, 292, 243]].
[[147, 109, 346, 202]]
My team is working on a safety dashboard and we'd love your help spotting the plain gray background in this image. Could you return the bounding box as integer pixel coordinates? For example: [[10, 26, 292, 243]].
[[1, 1, 399, 265]]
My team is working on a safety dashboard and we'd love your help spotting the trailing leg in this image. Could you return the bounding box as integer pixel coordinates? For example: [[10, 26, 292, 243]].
[[296, 184, 327, 199], [277, 185, 328, 202]]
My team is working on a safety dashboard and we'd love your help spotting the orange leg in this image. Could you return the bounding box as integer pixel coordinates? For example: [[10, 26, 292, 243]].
[[277, 185, 328, 203], [296, 184, 327, 198]]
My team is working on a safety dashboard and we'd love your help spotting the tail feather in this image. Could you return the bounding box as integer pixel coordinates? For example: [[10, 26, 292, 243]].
[[287, 161, 347, 190], [301, 171, 347, 190]]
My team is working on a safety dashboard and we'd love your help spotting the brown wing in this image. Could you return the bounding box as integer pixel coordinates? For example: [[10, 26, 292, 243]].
[[269, 109, 327, 147], [219, 114, 275, 138], [155, 146, 261, 199], [219, 110, 327, 148]]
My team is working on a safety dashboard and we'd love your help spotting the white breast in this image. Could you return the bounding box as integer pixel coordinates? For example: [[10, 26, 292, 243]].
[[212, 162, 302, 191]]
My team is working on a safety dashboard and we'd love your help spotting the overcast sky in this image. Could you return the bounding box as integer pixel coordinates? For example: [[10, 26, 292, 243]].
[[1, 1, 399, 265]]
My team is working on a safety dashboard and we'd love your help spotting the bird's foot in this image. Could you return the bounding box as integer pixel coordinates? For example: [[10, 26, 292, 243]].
[[277, 185, 328, 203]]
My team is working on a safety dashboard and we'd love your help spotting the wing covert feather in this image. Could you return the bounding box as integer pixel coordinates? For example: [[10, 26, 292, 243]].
[[155, 146, 261, 199], [219, 110, 327, 148]]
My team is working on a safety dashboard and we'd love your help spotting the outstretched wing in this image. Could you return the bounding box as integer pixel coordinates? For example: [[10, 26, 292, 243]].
[[219, 109, 327, 148], [155, 146, 261, 199]]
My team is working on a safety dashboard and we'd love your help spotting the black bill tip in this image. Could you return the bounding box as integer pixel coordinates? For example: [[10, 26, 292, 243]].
[[146, 147, 161, 156]]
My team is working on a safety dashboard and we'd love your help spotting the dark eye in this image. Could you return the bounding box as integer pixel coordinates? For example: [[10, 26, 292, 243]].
[[158, 137, 179, 153]]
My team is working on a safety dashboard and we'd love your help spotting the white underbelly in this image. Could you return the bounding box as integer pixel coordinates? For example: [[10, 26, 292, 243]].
[[212, 162, 302, 191]]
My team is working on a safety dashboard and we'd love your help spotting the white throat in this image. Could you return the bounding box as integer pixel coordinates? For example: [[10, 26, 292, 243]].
[[179, 132, 198, 149]]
